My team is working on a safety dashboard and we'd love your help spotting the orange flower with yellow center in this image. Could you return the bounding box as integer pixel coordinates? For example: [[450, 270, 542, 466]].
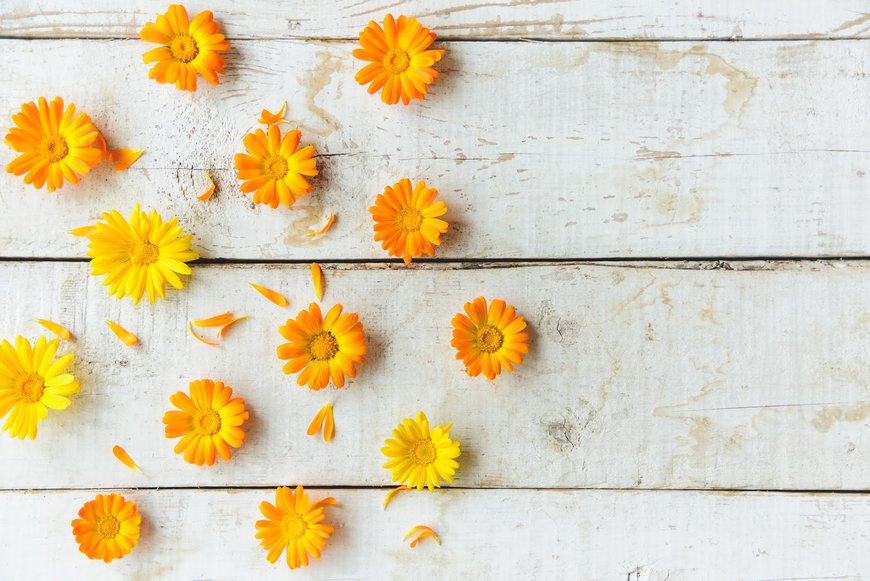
[[162, 379, 249, 466], [277, 303, 367, 391], [256, 485, 335, 570], [139, 4, 229, 92], [369, 178, 448, 263], [451, 297, 529, 380], [71, 493, 141, 563], [5, 97, 102, 192], [353, 14, 444, 105], [234, 125, 318, 208]]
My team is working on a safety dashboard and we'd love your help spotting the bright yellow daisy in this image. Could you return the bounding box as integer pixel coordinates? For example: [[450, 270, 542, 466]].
[[5, 96, 103, 192], [163, 379, 249, 466], [353, 14, 445, 105], [234, 125, 318, 208], [451, 296, 529, 380], [71, 493, 141, 563], [382, 411, 460, 491], [256, 485, 335, 570], [277, 303, 367, 391], [78, 204, 199, 304], [139, 4, 230, 92], [369, 178, 448, 264], [0, 336, 78, 440]]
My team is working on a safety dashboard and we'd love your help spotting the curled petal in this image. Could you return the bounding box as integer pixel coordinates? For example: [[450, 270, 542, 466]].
[[197, 173, 216, 201], [311, 263, 324, 301], [258, 102, 288, 125], [188, 322, 219, 346], [192, 311, 234, 327], [250, 283, 288, 307], [217, 315, 250, 338], [307, 213, 335, 237], [382, 485, 410, 510]]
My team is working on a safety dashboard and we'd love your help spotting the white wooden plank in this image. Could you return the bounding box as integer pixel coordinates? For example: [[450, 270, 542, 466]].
[[1, 39, 869, 259], [3, 0, 870, 40], [0, 261, 867, 489]]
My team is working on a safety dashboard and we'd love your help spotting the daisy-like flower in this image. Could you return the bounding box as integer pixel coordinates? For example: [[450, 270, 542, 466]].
[[353, 14, 445, 105], [0, 336, 78, 440], [5, 97, 102, 192], [139, 4, 229, 92], [277, 303, 367, 391], [234, 125, 318, 208], [163, 379, 249, 466], [256, 485, 335, 570], [382, 411, 460, 491], [71, 493, 141, 563], [451, 297, 529, 380], [78, 204, 199, 304], [369, 178, 448, 264]]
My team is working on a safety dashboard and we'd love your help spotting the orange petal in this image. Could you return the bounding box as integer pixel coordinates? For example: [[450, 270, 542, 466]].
[[197, 173, 216, 201], [188, 322, 219, 346], [36, 318, 73, 341], [258, 102, 287, 125], [311, 262, 324, 301], [310, 496, 337, 510], [382, 485, 410, 510], [306, 403, 329, 436], [217, 315, 250, 338], [250, 283, 288, 307], [70, 225, 97, 237], [107, 320, 139, 346], [323, 402, 335, 441], [112, 445, 142, 472], [307, 213, 335, 236], [192, 311, 234, 327], [94, 132, 108, 156], [107, 148, 143, 171], [404, 525, 440, 548]]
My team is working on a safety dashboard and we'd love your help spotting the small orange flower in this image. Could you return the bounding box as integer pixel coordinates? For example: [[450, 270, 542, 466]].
[[370, 178, 448, 263], [451, 297, 529, 380], [139, 4, 229, 92], [71, 493, 141, 563], [256, 486, 335, 570], [234, 125, 318, 208], [353, 14, 444, 105]]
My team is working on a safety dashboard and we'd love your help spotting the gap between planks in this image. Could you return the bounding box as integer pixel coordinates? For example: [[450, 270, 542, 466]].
[[3, 486, 870, 494]]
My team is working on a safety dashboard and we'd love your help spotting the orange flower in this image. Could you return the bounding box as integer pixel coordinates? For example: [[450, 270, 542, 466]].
[[139, 4, 229, 92], [234, 125, 318, 208], [71, 493, 141, 563], [256, 486, 335, 570], [370, 178, 448, 263], [451, 297, 529, 380], [353, 14, 444, 105]]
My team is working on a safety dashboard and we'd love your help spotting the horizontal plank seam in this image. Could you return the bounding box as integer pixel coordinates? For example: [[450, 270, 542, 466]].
[[2, 486, 869, 494], [1, 35, 868, 43]]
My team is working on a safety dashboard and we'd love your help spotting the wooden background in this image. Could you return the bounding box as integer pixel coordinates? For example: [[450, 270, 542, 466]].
[[1, 1, 869, 579]]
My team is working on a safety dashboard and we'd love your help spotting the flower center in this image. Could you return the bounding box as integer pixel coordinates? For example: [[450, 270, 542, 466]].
[[282, 514, 307, 540], [169, 34, 199, 63], [264, 156, 289, 180], [397, 208, 423, 232], [383, 49, 411, 74], [308, 332, 339, 361], [96, 516, 120, 539], [412, 438, 437, 465], [16, 373, 45, 403], [193, 409, 222, 436], [131, 242, 160, 265], [476, 326, 504, 353], [40, 135, 69, 163]]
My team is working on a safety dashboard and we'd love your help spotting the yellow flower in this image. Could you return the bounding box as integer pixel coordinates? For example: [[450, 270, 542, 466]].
[[382, 411, 460, 491], [139, 4, 229, 92], [234, 125, 318, 208], [451, 296, 529, 380], [277, 303, 367, 391], [80, 204, 199, 304], [369, 178, 448, 263], [5, 97, 102, 192], [71, 493, 141, 563], [0, 336, 78, 440], [163, 379, 249, 466], [353, 14, 444, 105], [256, 485, 335, 570]]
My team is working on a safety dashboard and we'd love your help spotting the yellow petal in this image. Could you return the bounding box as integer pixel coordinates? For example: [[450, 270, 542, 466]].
[[323, 402, 335, 441], [382, 485, 410, 510], [306, 403, 329, 436], [107, 320, 139, 346], [187, 322, 219, 346], [250, 283, 288, 307], [192, 311, 234, 327], [107, 148, 143, 171], [70, 225, 97, 237], [36, 318, 73, 341], [307, 213, 335, 236], [217, 315, 250, 338], [197, 173, 216, 201], [112, 445, 142, 472], [311, 262, 323, 301], [404, 525, 440, 548], [257, 102, 287, 125]]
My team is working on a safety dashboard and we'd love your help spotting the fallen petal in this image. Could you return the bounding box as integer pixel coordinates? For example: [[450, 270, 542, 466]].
[[311, 262, 324, 301], [112, 445, 142, 472], [108, 148, 143, 171], [36, 318, 73, 341], [383, 485, 410, 510], [188, 321, 220, 346], [217, 315, 250, 338], [192, 311, 234, 327], [197, 173, 216, 201], [307, 213, 336, 236], [107, 320, 139, 346], [258, 102, 288, 125], [250, 283, 288, 307]]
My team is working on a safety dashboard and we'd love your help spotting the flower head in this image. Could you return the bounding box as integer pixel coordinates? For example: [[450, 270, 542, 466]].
[[139, 4, 229, 92], [80, 204, 199, 304], [353, 14, 444, 105], [163, 379, 249, 466], [256, 485, 335, 570], [369, 178, 448, 263], [71, 493, 141, 563], [451, 297, 529, 380], [277, 303, 367, 391], [382, 411, 460, 491], [234, 125, 318, 208], [5, 97, 102, 192], [0, 336, 79, 440]]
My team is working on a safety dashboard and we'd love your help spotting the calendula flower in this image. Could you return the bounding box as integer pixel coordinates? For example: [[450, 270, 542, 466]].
[[277, 303, 367, 391], [256, 485, 335, 570], [5, 97, 102, 192], [451, 297, 529, 380], [234, 125, 317, 208], [369, 178, 448, 263], [382, 411, 460, 491], [71, 493, 141, 563], [163, 379, 249, 466], [80, 204, 199, 304], [0, 336, 79, 440], [139, 4, 229, 92], [353, 14, 445, 105]]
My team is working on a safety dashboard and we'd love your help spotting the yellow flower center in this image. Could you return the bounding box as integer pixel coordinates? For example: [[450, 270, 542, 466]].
[[476, 326, 504, 353], [282, 514, 308, 540], [131, 241, 160, 265], [96, 515, 120, 539], [411, 438, 437, 465], [17, 373, 45, 403], [308, 332, 339, 361], [383, 49, 411, 74], [193, 409, 222, 436], [264, 156, 289, 180], [169, 34, 199, 63], [397, 208, 423, 232], [40, 135, 69, 163]]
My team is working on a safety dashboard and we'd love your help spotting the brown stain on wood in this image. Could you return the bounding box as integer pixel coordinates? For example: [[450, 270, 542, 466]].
[[300, 51, 345, 137], [812, 402, 870, 432]]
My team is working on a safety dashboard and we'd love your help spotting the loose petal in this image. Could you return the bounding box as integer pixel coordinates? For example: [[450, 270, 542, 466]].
[[258, 102, 287, 125], [306, 403, 328, 436], [112, 445, 142, 472], [192, 311, 234, 327], [323, 403, 335, 441], [188, 322, 219, 346], [217, 315, 250, 338], [250, 283, 288, 307], [311, 262, 324, 301], [197, 173, 216, 201], [382, 485, 410, 510], [404, 525, 441, 548], [70, 225, 97, 237], [107, 321, 139, 346], [307, 213, 335, 236], [107, 148, 144, 171], [36, 319, 73, 341]]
